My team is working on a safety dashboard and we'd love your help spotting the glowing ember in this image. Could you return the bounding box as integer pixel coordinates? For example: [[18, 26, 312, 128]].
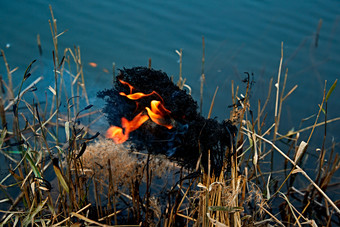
[[106, 80, 173, 143]]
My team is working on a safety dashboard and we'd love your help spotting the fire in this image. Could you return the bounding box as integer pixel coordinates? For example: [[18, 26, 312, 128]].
[[146, 100, 173, 130], [106, 80, 173, 144], [119, 91, 159, 100], [106, 112, 149, 144]]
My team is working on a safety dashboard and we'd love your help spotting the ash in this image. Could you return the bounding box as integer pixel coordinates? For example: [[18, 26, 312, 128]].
[[98, 67, 237, 175]]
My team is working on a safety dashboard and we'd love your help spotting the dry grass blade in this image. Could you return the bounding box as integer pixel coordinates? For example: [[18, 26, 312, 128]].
[[4, 76, 43, 111], [22, 198, 49, 226], [71, 212, 112, 227], [307, 81, 326, 144], [0, 49, 14, 99], [274, 42, 284, 118], [282, 84, 298, 101], [255, 78, 273, 127], [52, 159, 69, 193], [176, 48, 183, 88], [206, 213, 227, 227], [294, 141, 307, 163], [1, 212, 15, 226], [260, 206, 285, 227], [276, 116, 340, 140], [279, 192, 301, 227], [251, 130, 258, 168], [98, 210, 122, 222], [53, 203, 92, 226], [207, 86, 219, 119]]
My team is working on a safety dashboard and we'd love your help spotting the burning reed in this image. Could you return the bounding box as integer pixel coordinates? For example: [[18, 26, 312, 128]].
[[98, 67, 237, 176]]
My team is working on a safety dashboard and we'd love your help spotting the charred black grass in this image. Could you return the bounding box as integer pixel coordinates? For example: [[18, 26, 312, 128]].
[[98, 67, 237, 176]]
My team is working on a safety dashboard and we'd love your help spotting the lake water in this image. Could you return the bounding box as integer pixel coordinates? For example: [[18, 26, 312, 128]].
[[1, 1, 340, 168]]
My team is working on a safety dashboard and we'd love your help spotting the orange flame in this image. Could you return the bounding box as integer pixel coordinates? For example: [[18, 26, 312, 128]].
[[106, 80, 173, 143], [119, 91, 159, 100], [118, 79, 134, 93], [106, 126, 127, 144], [106, 112, 149, 144], [146, 100, 173, 130]]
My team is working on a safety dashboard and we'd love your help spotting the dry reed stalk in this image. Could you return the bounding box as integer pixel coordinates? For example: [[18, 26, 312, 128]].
[[271, 42, 285, 172], [276, 68, 288, 137], [76, 46, 89, 105], [312, 80, 338, 194], [175, 179, 195, 218], [0, 97, 7, 128], [207, 87, 218, 119], [49, 3, 67, 146], [107, 159, 113, 224], [279, 192, 302, 226], [274, 42, 283, 121], [4, 77, 43, 112], [52, 203, 92, 226], [49, 5, 60, 64], [70, 212, 111, 227], [0, 49, 14, 99], [231, 153, 241, 227], [231, 80, 235, 109], [254, 78, 273, 128], [176, 48, 183, 88], [260, 206, 285, 227], [286, 116, 340, 137]]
